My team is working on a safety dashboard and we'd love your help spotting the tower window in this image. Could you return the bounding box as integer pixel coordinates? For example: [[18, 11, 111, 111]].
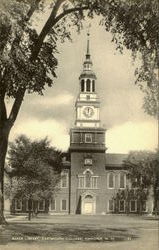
[[78, 176, 84, 188], [85, 171, 91, 188], [92, 177, 98, 188], [78, 169, 98, 189], [86, 79, 91, 92], [85, 133, 92, 143], [92, 80, 95, 92], [81, 79, 84, 92]]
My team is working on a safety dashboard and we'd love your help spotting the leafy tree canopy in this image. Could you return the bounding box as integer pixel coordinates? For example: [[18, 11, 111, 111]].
[[6, 135, 63, 200], [124, 150, 159, 187], [0, 0, 158, 116], [123, 150, 159, 212]]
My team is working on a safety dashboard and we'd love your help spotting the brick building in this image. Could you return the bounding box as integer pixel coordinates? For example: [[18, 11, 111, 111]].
[[10, 34, 153, 215]]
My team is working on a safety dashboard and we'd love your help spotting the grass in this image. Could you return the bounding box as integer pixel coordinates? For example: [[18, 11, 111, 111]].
[[0, 219, 137, 244]]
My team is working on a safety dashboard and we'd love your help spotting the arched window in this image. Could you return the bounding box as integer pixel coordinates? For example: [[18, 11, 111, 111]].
[[81, 79, 85, 92], [85, 171, 91, 188], [108, 173, 114, 189], [119, 172, 126, 189], [92, 80, 95, 92], [86, 79, 91, 92]]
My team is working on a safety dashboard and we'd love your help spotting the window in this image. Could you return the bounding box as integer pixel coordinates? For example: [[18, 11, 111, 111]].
[[86, 79, 91, 92], [119, 200, 125, 212], [92, 80, 95, 92], [84, 158, 92, 165], [85, 171, 91, 188], [78, 176, 84, 188], [26, 200, 33, 211], [38, 200, 45, 211], [119, 173, 126, 189], [85, 133, 92, 143], [15, 199, 22, 211], [92, 177, 98, 188], [78, 170, 98, 189], [50, 199, 56, 211], [61, 199, 67, 211], [61, 172, 68, 188], [81, 79, 85, 92], [108, 173, 115, 189], [108, 200, 114, 212], [130, 200, 137, 212]]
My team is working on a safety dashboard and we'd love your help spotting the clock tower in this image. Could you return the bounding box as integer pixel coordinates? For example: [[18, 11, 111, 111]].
[[69, 33, 106, 215], [75, 33, 100, 128]]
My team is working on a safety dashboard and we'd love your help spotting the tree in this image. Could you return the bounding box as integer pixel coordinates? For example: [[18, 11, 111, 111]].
[[102, 0, 159, 117], [123, 150, 159, 214], [0, 0, 100, 224], [6, 135, 62, 220], [0, 0, 158, 224]]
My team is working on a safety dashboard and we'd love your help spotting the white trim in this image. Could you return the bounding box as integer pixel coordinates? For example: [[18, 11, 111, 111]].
[[130, 200, 137, 212], [83, 169, 93, 175], [107, 172, 115, 189], [49, 198, 56, 211], [15, 199, 22, 211], [60, 199, 68, 211], [119, 200, 125, 212], [38, 200, 45, 211], [108, 200, 114, 212]]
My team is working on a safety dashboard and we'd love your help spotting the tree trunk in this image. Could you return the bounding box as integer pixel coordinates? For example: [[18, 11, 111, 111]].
[[28, 198, 32, 221], [0, 123, 10, 225]]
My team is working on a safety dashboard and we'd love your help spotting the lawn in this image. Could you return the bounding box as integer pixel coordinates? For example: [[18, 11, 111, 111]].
[[0, 214, 158, 249]]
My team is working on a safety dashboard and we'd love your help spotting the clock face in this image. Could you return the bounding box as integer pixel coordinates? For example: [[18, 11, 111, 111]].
[[83, 107, 94, 118]]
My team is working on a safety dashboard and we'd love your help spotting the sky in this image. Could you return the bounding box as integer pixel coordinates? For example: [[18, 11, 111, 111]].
[[9, 15, 158, 154]]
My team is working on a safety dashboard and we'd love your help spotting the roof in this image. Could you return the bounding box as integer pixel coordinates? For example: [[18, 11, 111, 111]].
[[106, 153, 128, 166]]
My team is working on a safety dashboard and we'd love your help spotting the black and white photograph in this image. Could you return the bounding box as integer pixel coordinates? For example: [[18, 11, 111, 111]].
[[0, 0, 158, 249]]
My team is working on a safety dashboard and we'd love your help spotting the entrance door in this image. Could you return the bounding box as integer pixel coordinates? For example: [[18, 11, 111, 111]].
[[84, 202, 93, 214], [82, 194, 96, 214]]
